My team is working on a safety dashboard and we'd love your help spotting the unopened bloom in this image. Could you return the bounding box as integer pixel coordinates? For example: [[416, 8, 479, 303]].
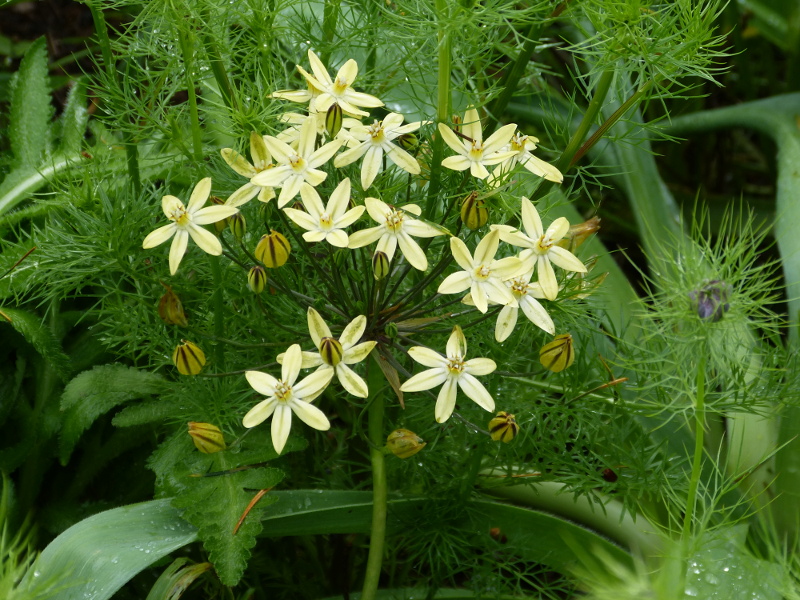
[[252, 117, 343, 207], [348, 198, 445, 271], [539, 334, 575, 373], [334, 113, 424, 189], [283, 179, 364, 247], [488, 412, 519, 443], [243, 344, 334, 454], [279, 308, 377, 398], [489, 131, 563, 186], [400, 325, 496, 423], [493, 197, 587, 300], [220, 132, 276, 206], [187, 422, 226, 453], [438, 107, 516, 179], [296, 50, 383, 117], [173, 341, 206, 376], [385, 429, 426, 458], [142, 178, 238, 275], [437, 229, 524, 313]]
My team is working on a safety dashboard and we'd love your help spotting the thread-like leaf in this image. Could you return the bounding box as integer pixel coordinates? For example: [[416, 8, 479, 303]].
[[0, 307, 71, 381], [8, 37, 52, 168]]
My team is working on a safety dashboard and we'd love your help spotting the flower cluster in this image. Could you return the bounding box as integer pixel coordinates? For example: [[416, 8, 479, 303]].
[[143, 50, 595, 455]]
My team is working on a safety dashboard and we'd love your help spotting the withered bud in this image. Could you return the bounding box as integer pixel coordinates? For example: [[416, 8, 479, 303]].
[[248, 265, 268, 294], [488, 412, 519, 443], [556, 216, 601, 251], [451, 114, 462, 135], [385, 429, 426, 459], [188, 422, 226, 453], [373, 251, 390, 281], [255, 230, 291, 268], [325, 103, 343, 138], [460, 191, 488, 230], [320, 337, 344, 367], [173, 341, 206, 376], [158, 283, 188, 327]]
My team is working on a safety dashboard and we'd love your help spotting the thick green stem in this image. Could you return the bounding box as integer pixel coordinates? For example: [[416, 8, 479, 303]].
[[425, 0, 451, 216], [362, 354, 388, 600], [321, 0, 342, 65], [177, 27, 204, 162]]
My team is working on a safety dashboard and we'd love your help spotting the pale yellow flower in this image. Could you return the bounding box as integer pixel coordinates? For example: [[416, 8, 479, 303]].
[[493, 275, 554, 341], [493, 197, 586, 300], [283, 179, 365, 247], [276, 110, 361, 148], [334, 113, 425, 189], [243, 344, 334, 454], [297, 50, 383, 117], [142, 178, 237, 275], [437, 229, 525, 313], [220, 132, 276, 206], [437, 107, 516, 179], [252, 116, 343, 207], [489, 131, 563, 186], [400, 325, 496, 423], [348, 198, 445, 271]]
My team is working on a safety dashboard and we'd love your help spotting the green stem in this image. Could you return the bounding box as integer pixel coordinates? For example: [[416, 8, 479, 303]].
[[426, 0, 452, 217], [177, 26, 204, 162], [209, 255, 225, 369], [362, 353, 388, 600], [321, 0, 342, 65]]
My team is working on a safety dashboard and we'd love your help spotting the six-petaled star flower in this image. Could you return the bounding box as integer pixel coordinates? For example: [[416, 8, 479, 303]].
[[348, 198, 445, 271], [243, 344, 334, 454], [284, 179, 364, 247], [142, 177, 238, 275], [493, 197, 587, 300], [334, 113, 425, 189], [438, 107, 517, 179], [489, 131, 563, 186], [220, 131, 277, 206], [296, 50, 383, 117], [400, 325, 496, 423]]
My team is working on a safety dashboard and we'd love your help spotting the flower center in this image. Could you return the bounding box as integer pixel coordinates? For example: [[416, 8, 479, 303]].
[[319, 212, 333, 229], [332, 76, 349, 96], [289, 154, 307, 172], [510, 277, 529, 298], [510, 134, 526, 153], [474, 264, 491, 280], [468, 140, 484, 161], [446, 356, 465, 375], [368, 121, 386, 143], [535, 234, 554, 254], [385, 208, 404, 232], [275, 380, 293, 403], [168, 205, 190, 227]]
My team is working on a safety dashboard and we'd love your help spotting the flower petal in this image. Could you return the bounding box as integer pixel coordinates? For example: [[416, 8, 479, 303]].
[[457, 373, 495, 412], [438, 271, 472, 295], [293, 366, 335, 401], [193, 205, 238, 225], [520, 295, 555, 334], [483, 123, 516, 154], [397, 231, 428, 270], [549, 246, 588, 273], [226, 183, 259, 208], [335, 363, 369, 398], [494, 305, 518, 342], [446, 325, 467, 359], [299, 183, 325, 217], [348, 226, 383, 249], [400, 367, 448, 392], [339, 315, 367, 349], [386, 144, 420, 174], [325, 229, 349, 247], [462, 108, 482, 144], [343, 341, 377, 364], [281, 344, 303, 384], [361, 145, 383, 189], [464, 357, 496, 376], [434, 376, 458, 423], [520, 197, 543, 238], [441, 156, 471, 171], [271, 404, 293, 454], [284, 207, 319, 232], [307, 307, 332, 347], [245, 370, 279, 396], [168, 230, 189, 275], [407, 346, 447, 368], [537, 255, 559, 301], [449, 237, 474, 271], [470, 281, 489, 313], [474, 229, 500, 266], [365, 197, 391, 223], [187, 178, 212, 212], [242, 397, 277, 428], [328, 178, 352, 217], [376, 233, 398, 262], [291, 397, 331, 430], [437, 123, 468, 155], [143, 223, 175, 249]]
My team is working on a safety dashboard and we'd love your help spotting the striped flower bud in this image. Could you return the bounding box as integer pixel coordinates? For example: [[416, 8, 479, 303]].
[[320, 336, 344, 366], [372, 250, 390, 281], [460, 191, 488, 230], [255, 230, 291, 268], [228, 212, 246, 242], [158, 283, 188, 327], [188, 422, 226, 453], [248, 265, 268, 294], [539, 334, 575, 373], [488, 412, 519, 443], [385, 429, 426, 459], [173, 341, 206, 376], [397, 132, 419, 152], [325, 102, 343, 138]]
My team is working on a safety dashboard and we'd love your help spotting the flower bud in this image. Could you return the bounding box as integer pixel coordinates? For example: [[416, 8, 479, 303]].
[[325, 102, 343, 138], [385, 429, 426, 459], [373, 251, 390, 281], [248, 265, 268, 294], [228, 212, 246, 242], [320, 336, 344, 366], [384, 322, 398, 339], [451, 114, 462, 135], [557, 216, 601, 251], [396, 132, 419, 152], [255, 230, 291, 268], [539, 334, 575, 373], [689, 280, 732, 322], [488, 412, 519, 443], [158, 283, 188, 327], [173, 341, 206, 376], [460, 191, 488, 230], [188, 422, 226, 453]]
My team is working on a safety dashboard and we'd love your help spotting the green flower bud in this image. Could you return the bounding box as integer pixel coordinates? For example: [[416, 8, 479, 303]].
[[539, 334, 575, 373], [248, 265, 268, 294], [188, 422, 226, 453], [173, 340, 206, 376], [488, 412, 519, 443], [320, 336, 344, 366], [373, 251, 390, 281], [385, 429, 426, 459], [396, 132, 419, 152], [325, 102, 343, 138], [460, 191, 488, 230], [385, 322, 398, 339], [255, 230, 291, 268], [228, 212, 246, 242], [158, 283, 188, 327]]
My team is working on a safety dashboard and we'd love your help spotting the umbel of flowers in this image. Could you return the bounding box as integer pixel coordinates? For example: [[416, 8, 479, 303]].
[[142, 49, 593, 454]]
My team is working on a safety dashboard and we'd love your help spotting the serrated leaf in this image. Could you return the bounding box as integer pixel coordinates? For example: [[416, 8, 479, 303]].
[[0, 307, 71, 381], [9, 37, 52, 168], [59, 364, 167, 464], [113, 398, 180, 428], [21, 499, 197, 600], [56, 80, 88, 156]]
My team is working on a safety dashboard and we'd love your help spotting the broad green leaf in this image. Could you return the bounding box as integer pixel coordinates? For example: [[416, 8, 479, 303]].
[[8, 37, 52, 169], [59, 364, 167, 464], [21, 499, 198, 600], [144, 558, 211, 600], [0, 307, 71, 381]]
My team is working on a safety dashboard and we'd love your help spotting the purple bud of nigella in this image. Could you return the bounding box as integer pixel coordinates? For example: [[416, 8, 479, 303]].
[[689, 280, 732, 322]]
